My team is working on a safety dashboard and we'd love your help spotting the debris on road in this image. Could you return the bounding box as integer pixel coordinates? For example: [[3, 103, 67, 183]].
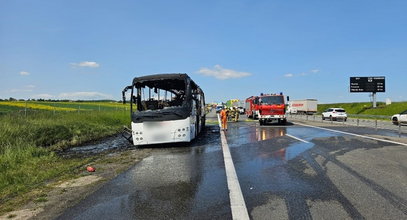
[[86, 166, 96, 172]]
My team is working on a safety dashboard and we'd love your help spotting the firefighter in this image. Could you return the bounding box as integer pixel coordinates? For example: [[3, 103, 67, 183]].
[[220, 107, 228, 131], [228, 107, 234, 121], [233, 107, 239, 122]]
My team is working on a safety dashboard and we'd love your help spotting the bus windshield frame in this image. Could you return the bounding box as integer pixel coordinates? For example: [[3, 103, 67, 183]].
[[123, 73, 204, 123]]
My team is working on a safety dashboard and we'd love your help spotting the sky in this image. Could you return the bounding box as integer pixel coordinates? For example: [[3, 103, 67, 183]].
[[1, 0, 406, 104]]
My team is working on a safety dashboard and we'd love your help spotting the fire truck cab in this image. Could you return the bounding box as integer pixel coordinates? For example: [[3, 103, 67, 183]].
[[246, 93, 287, 125]]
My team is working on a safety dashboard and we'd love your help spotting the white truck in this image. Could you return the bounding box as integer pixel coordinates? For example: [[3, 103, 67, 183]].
[[287, 99, 317, 115]]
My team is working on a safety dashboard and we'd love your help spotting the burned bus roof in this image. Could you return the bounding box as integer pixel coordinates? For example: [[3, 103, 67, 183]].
[[132, 73, 200, 91], [132, 73, 189, 83]]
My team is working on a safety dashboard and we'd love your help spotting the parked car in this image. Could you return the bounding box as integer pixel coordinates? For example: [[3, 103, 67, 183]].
[[391, 110, 407, 125], [237, 106, 245, 114], [322, 108, 347, 121]]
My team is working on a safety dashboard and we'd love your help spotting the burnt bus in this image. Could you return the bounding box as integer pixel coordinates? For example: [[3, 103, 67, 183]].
[[122, 73, 205, 145]]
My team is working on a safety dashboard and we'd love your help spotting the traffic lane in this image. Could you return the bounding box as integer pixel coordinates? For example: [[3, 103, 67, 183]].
[[225, 122, 407, 219], [292, 123, 407, 213], [206, 109, 219, 120], [287, 114, 407, 134], [291, 119, 407, 141], [226, 123, 327, 219], [57, 125, 232, 220]]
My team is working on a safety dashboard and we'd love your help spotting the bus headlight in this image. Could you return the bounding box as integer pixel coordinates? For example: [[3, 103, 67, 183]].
[[133, 131, 144, 142], [175, 127, 189, 139]]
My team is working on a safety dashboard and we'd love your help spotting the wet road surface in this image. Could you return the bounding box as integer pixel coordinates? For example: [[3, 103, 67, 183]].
[[57, 113, 407, 219]]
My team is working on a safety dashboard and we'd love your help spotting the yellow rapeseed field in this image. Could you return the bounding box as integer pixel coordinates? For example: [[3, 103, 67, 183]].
[[0, 101, 77, 111]]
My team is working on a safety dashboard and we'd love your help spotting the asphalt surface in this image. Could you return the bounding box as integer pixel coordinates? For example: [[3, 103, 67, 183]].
[[57, 111, 407, 219]]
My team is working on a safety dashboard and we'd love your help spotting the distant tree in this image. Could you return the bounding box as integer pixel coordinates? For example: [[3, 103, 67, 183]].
[[18, 99, 25, 101], [9, 97, 16, 101]]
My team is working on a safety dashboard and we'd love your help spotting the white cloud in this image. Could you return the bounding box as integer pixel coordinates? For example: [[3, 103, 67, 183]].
[[9, 89, 32, 93], [20, 71, 30, 76], [9, 85, 36, 93], [283, 69, 320, 78], [33, 94, 54, 99], [284, 73, 294, 78], [197, 65, 251, 80], [310, 69, 320, 73], [71, 61, 100, 68], [58, 92, 113, 100]]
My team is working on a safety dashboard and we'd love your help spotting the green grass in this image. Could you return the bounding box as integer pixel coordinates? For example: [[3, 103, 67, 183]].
[[0, 105, 25, 115], [318, 101, 407, 117], [0, 109, 130, 211]]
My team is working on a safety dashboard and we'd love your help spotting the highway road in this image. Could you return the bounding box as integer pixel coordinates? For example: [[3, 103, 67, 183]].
[[56, 111, 407, 220]]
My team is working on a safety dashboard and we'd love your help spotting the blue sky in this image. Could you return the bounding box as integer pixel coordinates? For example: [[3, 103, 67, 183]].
[[1, 0, 406, 104]]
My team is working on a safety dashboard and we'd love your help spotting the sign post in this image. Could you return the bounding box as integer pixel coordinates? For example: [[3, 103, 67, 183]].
[[350, 76, 385, 108], [372, 92, 377, 108]]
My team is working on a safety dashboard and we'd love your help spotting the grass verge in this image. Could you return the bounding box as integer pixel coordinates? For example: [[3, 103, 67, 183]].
[[0, 110, 130, 214], [318, 101, 407, 117]]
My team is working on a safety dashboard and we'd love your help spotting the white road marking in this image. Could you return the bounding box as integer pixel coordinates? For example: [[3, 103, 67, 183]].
[[295, 122, 407, 147], [217, 113, 222, 128], [220, 130, 250, 220], [286, 134, 310, 143]]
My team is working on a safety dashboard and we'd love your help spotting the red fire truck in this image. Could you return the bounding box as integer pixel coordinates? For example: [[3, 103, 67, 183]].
[[245, 93, 287, 125]]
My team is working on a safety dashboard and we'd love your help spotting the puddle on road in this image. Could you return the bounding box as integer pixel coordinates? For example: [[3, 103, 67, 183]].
[[226, 125, 288, 147], [285, 142, 314, 161]]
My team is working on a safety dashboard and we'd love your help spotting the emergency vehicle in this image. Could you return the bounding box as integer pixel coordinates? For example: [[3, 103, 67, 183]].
[[245, 93, 287, 125]]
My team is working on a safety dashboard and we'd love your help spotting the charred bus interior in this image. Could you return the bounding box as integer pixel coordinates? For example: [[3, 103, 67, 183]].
[[122, 73, 205, 139]]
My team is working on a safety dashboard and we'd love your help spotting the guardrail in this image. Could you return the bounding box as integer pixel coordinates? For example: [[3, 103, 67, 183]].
[[287, 114, 407, 137], [347, 114, 390, 119]]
